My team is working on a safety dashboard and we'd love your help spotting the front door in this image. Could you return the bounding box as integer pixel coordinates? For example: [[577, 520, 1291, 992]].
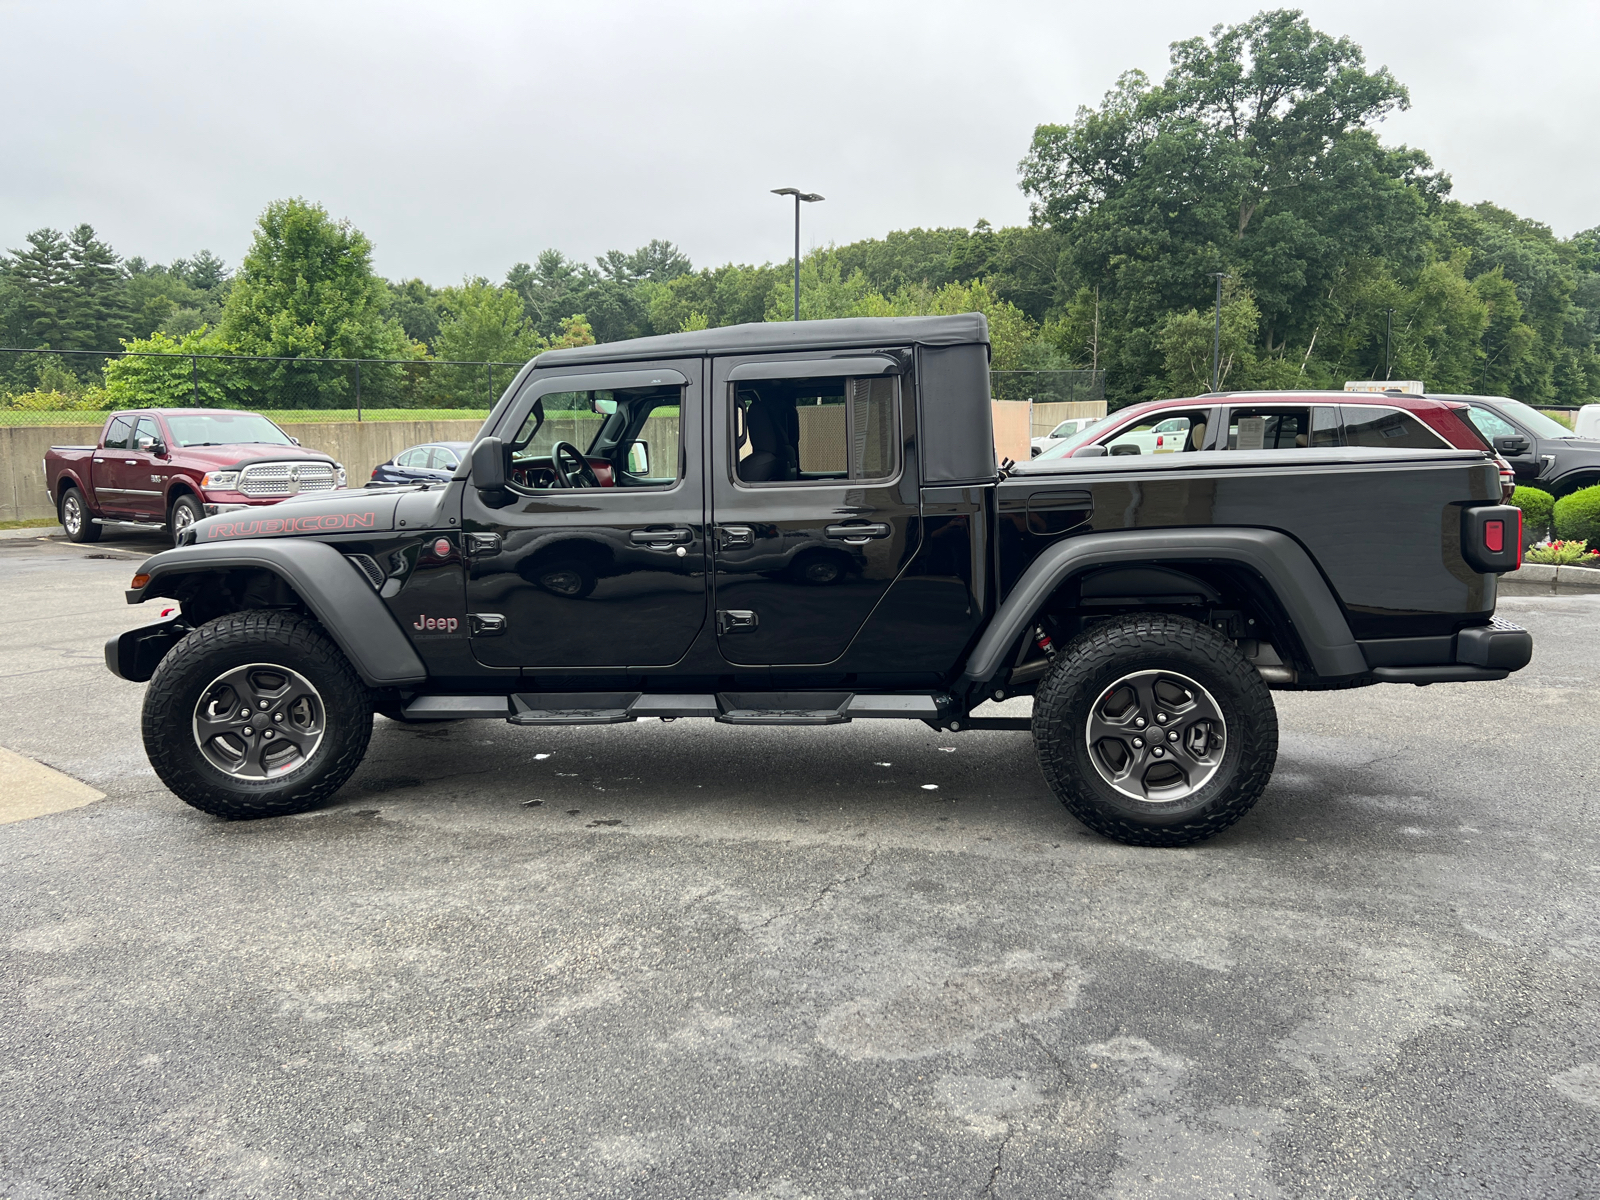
[[462, 361, 707, 669], [708, 351, 922, 666]]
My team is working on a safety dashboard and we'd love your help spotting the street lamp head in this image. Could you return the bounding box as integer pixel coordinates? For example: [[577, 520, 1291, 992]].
[[799, 192, 824, 203], [771, 187, 800, 196], [772, 188, 825, 202]]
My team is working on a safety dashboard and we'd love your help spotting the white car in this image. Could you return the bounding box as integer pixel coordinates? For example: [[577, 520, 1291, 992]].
[[1030, 417, 1101, 457], [1105, 415, 1194, 455]]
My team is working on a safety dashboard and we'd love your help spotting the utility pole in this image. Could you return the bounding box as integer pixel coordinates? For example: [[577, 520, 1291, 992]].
[[1210, 273, 1229, 392], [1385, 307, 1395, 380], [771, 187, 824, 321]]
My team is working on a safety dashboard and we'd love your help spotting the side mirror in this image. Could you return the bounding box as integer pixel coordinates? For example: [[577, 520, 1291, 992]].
[[138, 435, 167, 456], [626, 440, 651, 475], [1070, 445, 1108, 458], [1495, 435, 1530, 455], [289, 436, 302, 446], [471, 437, 507, 491]]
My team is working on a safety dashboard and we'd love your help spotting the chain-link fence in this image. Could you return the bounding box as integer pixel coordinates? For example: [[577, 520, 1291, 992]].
[[0, 347, 524, 425], [990, 369, 1106, 406]]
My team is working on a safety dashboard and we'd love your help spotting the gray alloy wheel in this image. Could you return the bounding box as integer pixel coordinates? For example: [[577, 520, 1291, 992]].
[[1084, 668, 1226, 802], [59, 487, 100, 543], [169, 494, 203, 545], [191, 662, 327, 779]]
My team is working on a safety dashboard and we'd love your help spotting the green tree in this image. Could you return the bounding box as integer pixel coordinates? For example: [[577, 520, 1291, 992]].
[[1018, 9, 1440, 403], [104, 327, 239, 408], [220, 198, 417, 407]]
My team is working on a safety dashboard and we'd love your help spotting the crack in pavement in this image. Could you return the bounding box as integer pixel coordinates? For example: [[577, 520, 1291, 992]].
[[979, 1123, 1015, 1198], [754, 846, 878, 929]]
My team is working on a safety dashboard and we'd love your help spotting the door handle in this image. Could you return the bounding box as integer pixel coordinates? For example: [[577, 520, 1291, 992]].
[[629, 527, 692, 546], [824, 523, 891, 543], [718, 525, 754, 550]]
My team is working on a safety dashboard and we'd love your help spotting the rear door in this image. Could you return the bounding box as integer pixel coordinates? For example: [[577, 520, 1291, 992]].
[[707, 351, 920, 666], [91, 414, 138, 515]]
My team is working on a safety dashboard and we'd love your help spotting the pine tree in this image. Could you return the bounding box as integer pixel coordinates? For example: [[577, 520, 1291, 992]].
[[5, 228, 73, 348], [64, 223, 128, 351]]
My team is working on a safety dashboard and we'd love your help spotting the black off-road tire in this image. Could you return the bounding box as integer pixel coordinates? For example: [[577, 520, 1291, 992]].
[[59, 486, 101, 543], [167, 493, 203, 546], [1033, 614, 1278, 847], [142, 612, 373, 819]]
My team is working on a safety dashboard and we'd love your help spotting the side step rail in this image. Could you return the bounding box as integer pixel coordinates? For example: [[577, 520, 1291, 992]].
[[401, 692, 945, 726]]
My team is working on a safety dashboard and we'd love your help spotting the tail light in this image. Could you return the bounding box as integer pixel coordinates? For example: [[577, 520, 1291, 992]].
[[1462, 505, 1521, 573], [1156, 434, 1164, 447], [1495, 456, 1515, 501]]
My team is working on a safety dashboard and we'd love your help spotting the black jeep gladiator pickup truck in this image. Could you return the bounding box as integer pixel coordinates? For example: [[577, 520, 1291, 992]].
[[107, 315, 1532, 845]]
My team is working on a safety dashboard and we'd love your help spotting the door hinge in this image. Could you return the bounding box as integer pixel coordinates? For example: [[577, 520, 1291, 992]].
[[716, 609, 759, 635], [718, 525, 754, 550], [464, 532, 502, 557]]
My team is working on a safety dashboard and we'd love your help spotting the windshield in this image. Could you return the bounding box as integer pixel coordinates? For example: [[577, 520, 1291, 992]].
[[1493, 398, 1576, 440], [164, 413, 294, 447], [1033, 412, 1130, 460]]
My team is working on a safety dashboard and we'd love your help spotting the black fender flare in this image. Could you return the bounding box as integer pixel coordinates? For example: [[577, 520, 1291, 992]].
[[958, 528, 1367, 689], [125, 540, 427, 687]]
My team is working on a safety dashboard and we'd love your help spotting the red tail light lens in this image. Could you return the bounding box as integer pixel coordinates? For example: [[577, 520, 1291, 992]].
[[1516, 509, 1524, 568], [1485, 520, 1504, 553]]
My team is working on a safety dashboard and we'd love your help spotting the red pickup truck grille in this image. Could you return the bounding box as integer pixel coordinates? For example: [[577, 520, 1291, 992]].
[[237, 462, 338, 498]]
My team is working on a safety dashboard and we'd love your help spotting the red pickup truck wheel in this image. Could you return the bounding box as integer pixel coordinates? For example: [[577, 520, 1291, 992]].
[[1033, 614, 1279, 846], [168, 495, 203, 545], [58, 486, 101, 543], [141, 612, 373, 819]]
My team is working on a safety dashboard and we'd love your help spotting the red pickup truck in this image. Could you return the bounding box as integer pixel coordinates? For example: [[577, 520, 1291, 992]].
[[45, 409, 346, 546]]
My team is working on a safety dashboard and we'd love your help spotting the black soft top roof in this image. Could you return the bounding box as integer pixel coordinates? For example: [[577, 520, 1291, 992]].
[[535, 313, 989, 367]]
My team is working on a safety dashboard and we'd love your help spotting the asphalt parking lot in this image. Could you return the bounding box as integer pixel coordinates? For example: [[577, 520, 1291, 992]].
[[2, 528, 1598, 1199]]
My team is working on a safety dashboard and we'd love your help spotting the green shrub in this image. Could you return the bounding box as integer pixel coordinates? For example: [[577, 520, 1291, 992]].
[[1511, 486, 1555, 544], [1525, 539, 1599, 565], [1553, 484, 1600, 545]]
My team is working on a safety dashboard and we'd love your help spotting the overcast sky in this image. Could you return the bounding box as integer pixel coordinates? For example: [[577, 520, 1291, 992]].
[[2, 0, 1595, 284]]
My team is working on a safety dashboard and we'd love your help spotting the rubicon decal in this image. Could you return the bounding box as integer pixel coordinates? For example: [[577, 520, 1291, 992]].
[[413, 614, 460, 633], [205, 512, 379, 538]]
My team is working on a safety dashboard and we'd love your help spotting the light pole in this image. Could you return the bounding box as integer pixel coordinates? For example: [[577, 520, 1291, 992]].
[[772, 187, 824, 321], [1385, 307, 1396, 380], [1210, 273, 1229, 392]]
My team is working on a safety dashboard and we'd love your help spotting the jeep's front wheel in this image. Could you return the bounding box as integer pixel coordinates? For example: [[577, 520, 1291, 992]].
[[142, 612, 373, 819], [1032, 614, 1278, 846]]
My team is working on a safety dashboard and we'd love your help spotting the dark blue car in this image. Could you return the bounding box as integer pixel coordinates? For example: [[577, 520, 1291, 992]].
[[368, 441, 473, 486]]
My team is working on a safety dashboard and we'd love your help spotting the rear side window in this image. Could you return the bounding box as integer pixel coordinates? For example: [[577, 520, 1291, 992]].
[[1223, 406, 1340, 450], [733, 374, 899, 484], [396, 448, 424, 467], [1342, 406, 1447, 450], [102, 416, 133, 450]]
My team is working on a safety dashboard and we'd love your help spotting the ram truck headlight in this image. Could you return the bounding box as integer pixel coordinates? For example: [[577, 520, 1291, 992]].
[[201, 470, 240, 490], [335, 463, 347, 487]]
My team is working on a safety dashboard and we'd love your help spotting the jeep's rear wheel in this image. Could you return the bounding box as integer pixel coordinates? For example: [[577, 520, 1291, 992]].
[[142, 612, 373, 819], [1033, 614, 1278, 846], [59, 487, 100, 543]]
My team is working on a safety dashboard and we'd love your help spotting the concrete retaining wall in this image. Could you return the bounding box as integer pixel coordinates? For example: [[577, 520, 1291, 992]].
[[1, 419, 487, 523]]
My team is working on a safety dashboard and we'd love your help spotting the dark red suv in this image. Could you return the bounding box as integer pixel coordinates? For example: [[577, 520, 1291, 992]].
[[1033, 389, 1515, 499]]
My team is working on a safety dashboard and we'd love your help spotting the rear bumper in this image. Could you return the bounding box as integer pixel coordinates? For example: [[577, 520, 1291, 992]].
[[1360, 618, 1532, 685]]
